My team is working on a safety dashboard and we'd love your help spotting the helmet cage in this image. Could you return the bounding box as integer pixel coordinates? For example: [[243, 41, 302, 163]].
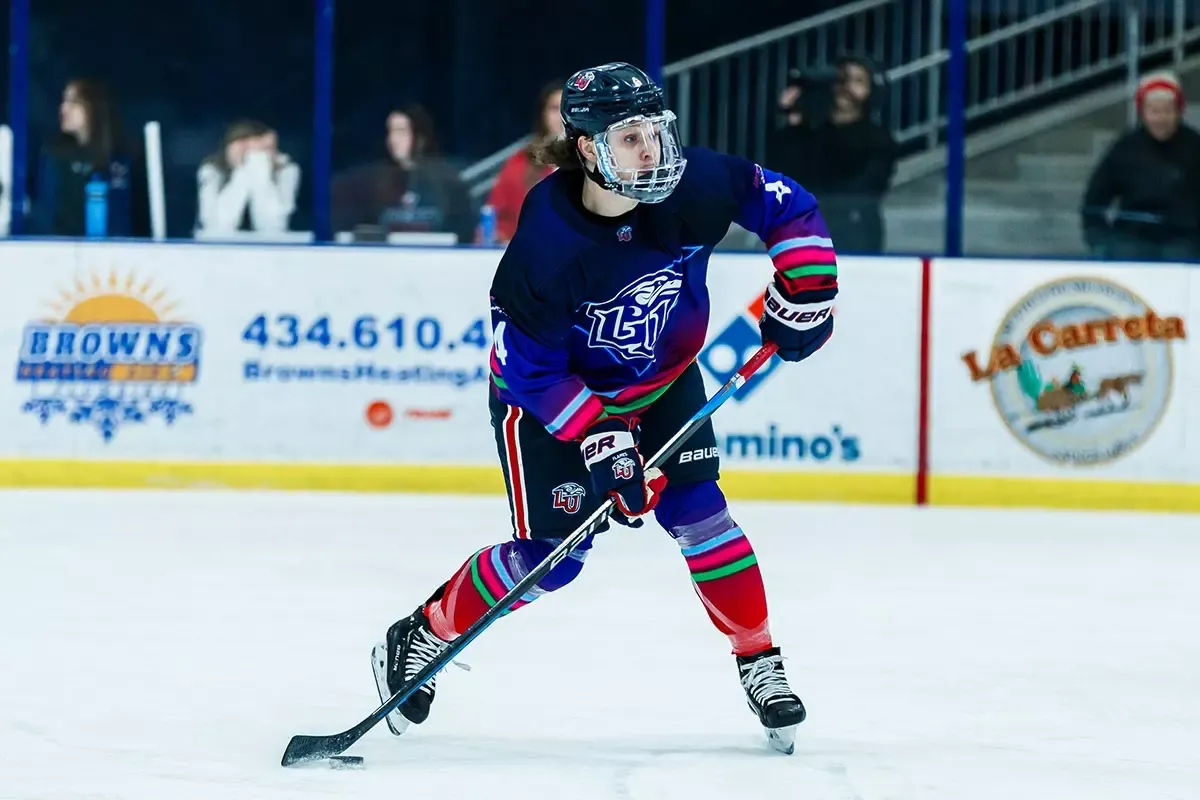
[[588, 111, 687, 204]]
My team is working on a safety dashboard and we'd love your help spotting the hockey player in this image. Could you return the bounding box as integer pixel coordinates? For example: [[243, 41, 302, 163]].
[[373, 62, 837, 753]]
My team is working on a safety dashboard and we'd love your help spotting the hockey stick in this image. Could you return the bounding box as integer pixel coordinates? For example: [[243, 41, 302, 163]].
[[281, 342, 779, 766]]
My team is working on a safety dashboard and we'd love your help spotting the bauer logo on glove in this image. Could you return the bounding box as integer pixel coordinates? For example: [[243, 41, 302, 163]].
[[580, 419, 668, 526], [759, 279, 836, 363], [583, 434, 620, 461], [764, 290, 832, 329]]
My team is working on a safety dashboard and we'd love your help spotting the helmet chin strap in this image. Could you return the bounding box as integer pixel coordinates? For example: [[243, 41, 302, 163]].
[[582, 163, 621, 194], [576, 140, 624, 195]]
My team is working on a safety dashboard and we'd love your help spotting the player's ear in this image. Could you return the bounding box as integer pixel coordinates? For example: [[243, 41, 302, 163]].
[[577, 135, 596, 165]]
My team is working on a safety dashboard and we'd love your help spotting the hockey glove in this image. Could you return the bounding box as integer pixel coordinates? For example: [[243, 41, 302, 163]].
[[580, 419, 669, 527], [759, 279, 836, 363]]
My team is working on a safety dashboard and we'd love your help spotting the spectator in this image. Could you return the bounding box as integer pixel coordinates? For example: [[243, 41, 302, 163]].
[[765, 55, 895, 253], [331, 104, 473, 243], [31, 79, 149, 237], [485, 81, 563, 244], [196, 120, 300, 238], [1082, 72, 1200, 261]]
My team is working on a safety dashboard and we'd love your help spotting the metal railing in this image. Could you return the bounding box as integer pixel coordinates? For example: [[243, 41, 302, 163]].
[[463, 1, 1200, 201], [663, 0, 938, 163]]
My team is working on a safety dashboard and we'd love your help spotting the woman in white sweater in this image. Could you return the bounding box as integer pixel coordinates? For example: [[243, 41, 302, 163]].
[[196, 120, 300, 237]]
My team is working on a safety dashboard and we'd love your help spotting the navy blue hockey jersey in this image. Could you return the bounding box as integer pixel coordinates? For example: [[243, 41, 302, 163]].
[[488, 146, 837, 440]]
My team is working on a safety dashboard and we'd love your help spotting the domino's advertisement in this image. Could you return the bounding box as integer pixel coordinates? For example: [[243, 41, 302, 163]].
[[0, 241, 498, 464], [697, 254, 922, 473]]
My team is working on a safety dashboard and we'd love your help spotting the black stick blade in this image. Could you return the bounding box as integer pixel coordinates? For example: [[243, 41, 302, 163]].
[[281, 731, 356, 767]]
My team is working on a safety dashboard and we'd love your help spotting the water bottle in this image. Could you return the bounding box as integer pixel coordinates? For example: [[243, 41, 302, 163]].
[[85, 173, 109, 238], [479, 204, 497, 246]]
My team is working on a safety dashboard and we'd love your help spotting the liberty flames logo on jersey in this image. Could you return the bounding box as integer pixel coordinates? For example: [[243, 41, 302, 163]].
[[583, 266, 683, 361], [552, 482, 587, 514]]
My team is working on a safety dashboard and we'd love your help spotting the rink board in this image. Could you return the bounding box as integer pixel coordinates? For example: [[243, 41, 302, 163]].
[[928, 258, 1199, 512], [1, 241, 1196, 511], [0, 242, 916, 504]]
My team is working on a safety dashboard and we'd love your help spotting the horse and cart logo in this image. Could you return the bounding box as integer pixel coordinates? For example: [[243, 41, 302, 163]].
[[963, 277, 1187, 466]]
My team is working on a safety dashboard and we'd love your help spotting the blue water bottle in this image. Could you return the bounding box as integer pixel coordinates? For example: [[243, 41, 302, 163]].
[[479, 204, 496, 246], [85, 173, 109, 238]]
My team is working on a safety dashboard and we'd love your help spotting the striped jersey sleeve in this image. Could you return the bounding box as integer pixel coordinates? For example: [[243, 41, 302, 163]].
[[489, 301, 604, 441], [718, 152, 839, 301], [488, 245, 607, 441]]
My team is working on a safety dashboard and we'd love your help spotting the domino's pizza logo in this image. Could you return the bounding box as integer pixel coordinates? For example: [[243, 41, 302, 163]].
[[552, 482, 587, 514], [698, 292, 782, 402], [583, 266, 683, 361], [611, 455, 637, 482]]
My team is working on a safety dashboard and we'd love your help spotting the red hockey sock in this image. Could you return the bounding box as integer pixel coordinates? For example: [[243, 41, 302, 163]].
[[680, 525, 772, 656], [424, 548, 497, 641], [424, 538, 588, 640]]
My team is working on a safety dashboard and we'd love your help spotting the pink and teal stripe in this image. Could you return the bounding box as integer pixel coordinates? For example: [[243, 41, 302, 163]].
[[468, 546, 539, 616], [766, 233, 838, 297], [681, 527, 758, 582], [491, 355, 694, 439]]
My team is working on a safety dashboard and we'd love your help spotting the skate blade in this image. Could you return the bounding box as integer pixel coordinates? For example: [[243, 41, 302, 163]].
[[765, 725, 797, 755], [370, 643, 411, 737]]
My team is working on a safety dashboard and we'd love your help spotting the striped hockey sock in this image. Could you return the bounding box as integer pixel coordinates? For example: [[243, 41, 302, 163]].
[[680, 520, 772, 655], [656, 481, 772, 656], [424, 538, 589, 641]]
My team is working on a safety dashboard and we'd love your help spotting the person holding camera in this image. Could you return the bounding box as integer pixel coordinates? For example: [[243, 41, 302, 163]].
[[766, 56, 896, 254]]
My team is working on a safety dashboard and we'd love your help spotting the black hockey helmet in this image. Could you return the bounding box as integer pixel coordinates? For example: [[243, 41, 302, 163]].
[[561, 62, 687, 203]]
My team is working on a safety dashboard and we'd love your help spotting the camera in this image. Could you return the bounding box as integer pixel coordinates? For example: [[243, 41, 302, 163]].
[[779, 68, 837, 127]]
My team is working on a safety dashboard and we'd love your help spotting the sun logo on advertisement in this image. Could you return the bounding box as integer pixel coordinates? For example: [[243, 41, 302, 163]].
[[962, 277, 1186, 466], [15, 269, 202, 442]]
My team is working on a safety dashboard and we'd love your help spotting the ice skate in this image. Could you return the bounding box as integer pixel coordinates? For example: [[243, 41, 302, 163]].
[[371, 607, 448, 736], [737, 647, 806, 754]]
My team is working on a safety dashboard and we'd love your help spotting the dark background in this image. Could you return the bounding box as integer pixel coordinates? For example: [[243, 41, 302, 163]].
[[2, 0, 838, 235]]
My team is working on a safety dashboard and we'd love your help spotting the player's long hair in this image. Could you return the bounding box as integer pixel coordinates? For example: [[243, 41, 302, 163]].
[[532, 133, 580, 171]]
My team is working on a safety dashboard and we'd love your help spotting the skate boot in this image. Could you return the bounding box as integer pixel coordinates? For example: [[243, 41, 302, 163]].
[[737, 646, 806, 754], [371, 606, 448, 736]]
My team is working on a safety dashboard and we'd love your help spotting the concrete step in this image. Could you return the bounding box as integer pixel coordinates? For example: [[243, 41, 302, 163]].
[[1015, 153, 1098, 184], [883, 205, 1085, 256], [891, 179, 1086, 209]]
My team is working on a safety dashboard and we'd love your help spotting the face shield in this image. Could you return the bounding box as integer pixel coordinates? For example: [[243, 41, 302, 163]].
[[591, 111, 687, 203]]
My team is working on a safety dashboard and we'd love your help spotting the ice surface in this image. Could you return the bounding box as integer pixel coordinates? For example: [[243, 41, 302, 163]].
[[1, 489, 1198, 799]]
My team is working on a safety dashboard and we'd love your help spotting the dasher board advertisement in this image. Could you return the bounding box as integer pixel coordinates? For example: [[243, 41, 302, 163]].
[[929, 260, 1197, 484]]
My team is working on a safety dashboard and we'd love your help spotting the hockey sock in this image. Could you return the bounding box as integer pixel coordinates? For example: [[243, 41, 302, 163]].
[[424, 536, 592, 640], [655, 481, 772, 656]]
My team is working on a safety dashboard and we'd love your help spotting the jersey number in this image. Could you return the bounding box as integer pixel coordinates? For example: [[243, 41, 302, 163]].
[[493, 321, 509, 365]]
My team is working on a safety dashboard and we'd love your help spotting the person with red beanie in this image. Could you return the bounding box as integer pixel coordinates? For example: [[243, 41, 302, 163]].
[[1082, 71, 1200, 260]]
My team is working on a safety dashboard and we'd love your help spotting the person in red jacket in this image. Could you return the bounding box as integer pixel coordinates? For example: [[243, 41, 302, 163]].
[[486, 80, 563, 244]]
